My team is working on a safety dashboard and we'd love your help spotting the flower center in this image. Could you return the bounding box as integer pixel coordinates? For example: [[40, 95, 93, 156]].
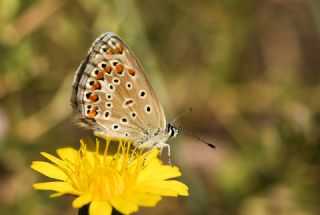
[[70, 139, 141, 201]]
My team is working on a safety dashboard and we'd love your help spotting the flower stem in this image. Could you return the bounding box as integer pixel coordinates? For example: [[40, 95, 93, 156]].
[[78, 204, 89, 215], [78, 204, 123, 215]]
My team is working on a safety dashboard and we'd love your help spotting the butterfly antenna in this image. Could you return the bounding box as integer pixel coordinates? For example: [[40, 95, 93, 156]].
[[171, 108, 193, 124], [178, 126, 216, 149]]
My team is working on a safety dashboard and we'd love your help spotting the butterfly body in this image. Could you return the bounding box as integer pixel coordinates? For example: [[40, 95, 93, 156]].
[[71, 32, 178, 152]]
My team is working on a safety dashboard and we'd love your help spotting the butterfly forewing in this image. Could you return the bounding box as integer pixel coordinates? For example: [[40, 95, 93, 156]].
[[71, 32, 166, 141]]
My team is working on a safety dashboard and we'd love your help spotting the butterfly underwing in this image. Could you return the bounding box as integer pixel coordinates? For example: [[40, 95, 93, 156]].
[[71, 32, 179, 155]]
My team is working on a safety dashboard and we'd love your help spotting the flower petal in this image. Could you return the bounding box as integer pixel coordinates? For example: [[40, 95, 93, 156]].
[[31, 161, 67, 180], [49, 192, 65, 198], [89, 200, 112, 215], [127, 192, 161, 207], [72, 193, 93, 208], [111, 197, 138, 214], [40, 152, 64, 166], [57, 147, 78, 162], [138, 166, 181, 183], [141, 150, 160, 166], [135, 180, 189, 196], [33, 181, 79, 195]]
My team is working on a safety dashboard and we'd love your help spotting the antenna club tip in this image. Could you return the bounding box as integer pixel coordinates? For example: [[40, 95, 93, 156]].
[[208, 143, 216, 150]]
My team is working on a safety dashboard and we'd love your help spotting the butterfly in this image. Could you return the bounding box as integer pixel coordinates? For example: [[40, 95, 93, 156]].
[[71, 32, 215, 157]]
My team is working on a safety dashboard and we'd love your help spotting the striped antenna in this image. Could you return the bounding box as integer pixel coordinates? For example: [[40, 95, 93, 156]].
[[178, 126, 216, 149]]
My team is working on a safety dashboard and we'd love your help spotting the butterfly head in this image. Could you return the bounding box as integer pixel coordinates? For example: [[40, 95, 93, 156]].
[[166, 123, 179, 139]]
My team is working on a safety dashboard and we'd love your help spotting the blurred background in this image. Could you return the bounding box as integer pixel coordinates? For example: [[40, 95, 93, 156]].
[[0, 0, 320, 214]]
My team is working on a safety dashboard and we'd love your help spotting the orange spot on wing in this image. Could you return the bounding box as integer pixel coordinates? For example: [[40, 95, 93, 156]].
[[115, 64, 124, 74], [115, 45, 123, 54], [104, 66, 112, 74], [87, 107, 98, 119], [106, 50, 113, 55], [91, 81, 101, 90], [89, 93, 99, 102], [127, 68, 136, 76], [96, 71, 104, 80]]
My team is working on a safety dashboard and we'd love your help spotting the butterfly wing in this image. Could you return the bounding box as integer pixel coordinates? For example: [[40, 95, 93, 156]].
[[71, 32, 166, 140]]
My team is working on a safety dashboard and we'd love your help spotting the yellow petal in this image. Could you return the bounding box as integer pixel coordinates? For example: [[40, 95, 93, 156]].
[[57, 147, 78, 162], [49, 192, 65, 198], [32, 181, 78, 195], [138, 165, 181, 182], [135, 180, 189, 196], [40, 152, 64, 166], [31, 161, 67, 181], [89, 200, 112, 215], [85, 151, 97, 166], [72, 193, 93, 208], [111, 197, 138, 214], [141, 150, 160, 166], [127, 192, 161, 207]]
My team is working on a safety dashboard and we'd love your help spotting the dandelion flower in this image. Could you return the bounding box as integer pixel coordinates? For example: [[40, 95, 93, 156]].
[[31, 138, 189, 215]]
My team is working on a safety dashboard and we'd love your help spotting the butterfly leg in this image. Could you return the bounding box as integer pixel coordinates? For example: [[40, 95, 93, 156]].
[[158, 142, 172, 166], [127, 143, 141, 165], [152, 142, 172, 166]]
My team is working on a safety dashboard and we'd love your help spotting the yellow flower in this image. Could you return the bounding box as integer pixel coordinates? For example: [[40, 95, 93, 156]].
[[31, 138, 189, 215]]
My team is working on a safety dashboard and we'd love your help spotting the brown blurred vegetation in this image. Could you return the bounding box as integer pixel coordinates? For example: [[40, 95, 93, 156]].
[[0, 0, 320, 214]]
